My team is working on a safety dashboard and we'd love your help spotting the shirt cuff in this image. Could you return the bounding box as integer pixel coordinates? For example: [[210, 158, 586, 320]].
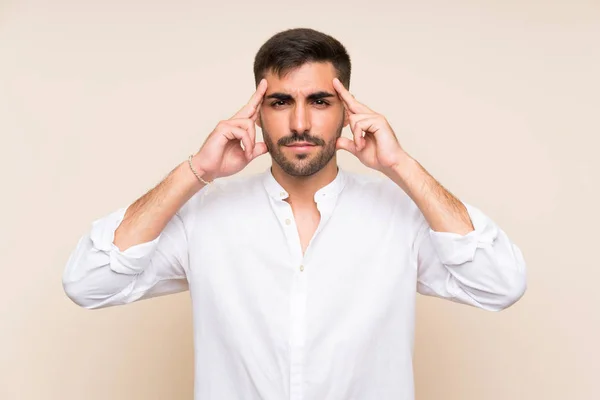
[[89, 207, 161, 275], [427, 202, 498, 266]]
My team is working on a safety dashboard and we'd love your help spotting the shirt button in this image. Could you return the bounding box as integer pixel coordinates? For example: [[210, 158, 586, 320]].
[[285, 218, 291, 225], [299, 265, 304, 272], [280, 191, 286, 197]]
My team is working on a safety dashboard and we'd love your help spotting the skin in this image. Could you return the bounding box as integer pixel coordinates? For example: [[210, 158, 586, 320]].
[[257, 62, 349, 204], [192, 60, 474, 237], [331, 77, 474, 235], [114, 60, 474, 253]]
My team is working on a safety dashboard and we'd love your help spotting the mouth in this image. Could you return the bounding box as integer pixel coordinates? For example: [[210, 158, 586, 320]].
[[285, 142, 317, 152], [286, 142, 317, 147]]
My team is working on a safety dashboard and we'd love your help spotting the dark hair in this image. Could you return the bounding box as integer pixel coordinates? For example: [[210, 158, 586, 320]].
[[253, 28, 351, 88]]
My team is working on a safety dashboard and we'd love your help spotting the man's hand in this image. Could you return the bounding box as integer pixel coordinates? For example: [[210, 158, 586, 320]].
[[191, 79, 269, 181], [332, 78, 476, 234], [333, 78, 409, 174]]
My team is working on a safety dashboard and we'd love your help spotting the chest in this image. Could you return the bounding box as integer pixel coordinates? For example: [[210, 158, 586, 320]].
[[189, 207, 417, 351], [190, 196, 415, 282], [289, 204, 321, 255], [188, 195, 418, 337], [188, 188, 417, 286]]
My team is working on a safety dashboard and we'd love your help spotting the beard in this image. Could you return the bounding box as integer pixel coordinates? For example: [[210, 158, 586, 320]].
[[261, 119, 344, 177]]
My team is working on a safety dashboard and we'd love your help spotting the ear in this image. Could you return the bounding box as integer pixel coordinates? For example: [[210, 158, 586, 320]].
[[343, 109, 350, 128]]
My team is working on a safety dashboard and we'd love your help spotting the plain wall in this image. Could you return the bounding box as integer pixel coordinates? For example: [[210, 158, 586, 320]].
[[1, 0, 598, 399]]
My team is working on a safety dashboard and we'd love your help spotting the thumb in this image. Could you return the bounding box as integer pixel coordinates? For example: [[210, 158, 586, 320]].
[[336, 137, 357, 155], [251, 142, 269, 159]]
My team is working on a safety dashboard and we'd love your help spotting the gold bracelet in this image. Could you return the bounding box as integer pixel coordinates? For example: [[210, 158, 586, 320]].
[[187, 154, 212, 185]]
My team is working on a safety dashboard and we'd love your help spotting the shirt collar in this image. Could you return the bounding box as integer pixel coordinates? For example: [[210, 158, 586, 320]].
[[262, 166, 347, 202]]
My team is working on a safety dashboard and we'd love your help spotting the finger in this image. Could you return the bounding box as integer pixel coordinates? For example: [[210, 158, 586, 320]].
[[351, 117, 381, 151], [350, 119, 365, 151], [336, 137, 357, 155], [349, 114, 371, 151], [227, 118, 256, 145], [219, 123, 254, 160], [233, 79, 268, 119], [237, 78, 267, 118], [349, 114, 374, 127], [332, 78, 372, 114], [338, 90, 371, 116], [349, 113, 377, 141], [250, 97, 263, 122]]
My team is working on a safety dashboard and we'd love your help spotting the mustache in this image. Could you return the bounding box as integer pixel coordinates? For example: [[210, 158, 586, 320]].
[[277, 133, 325, 146]]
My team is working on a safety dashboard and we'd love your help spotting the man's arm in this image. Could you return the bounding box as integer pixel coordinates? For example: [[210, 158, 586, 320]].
[[62, 80, 269, 310], [62, 161, 205, 309], [114, 161, 204, 252], [388, 153, 527, 311], [387, 154, 474, 235], [331, 78, 527, 311]]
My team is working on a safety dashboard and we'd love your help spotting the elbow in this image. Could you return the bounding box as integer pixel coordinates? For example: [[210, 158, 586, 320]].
[[479, 242, 528, 312], [487, 271, 527, 312], [491, 247, 528, 311], [62, 278, 106, 310], [62, 280, 93, 309]]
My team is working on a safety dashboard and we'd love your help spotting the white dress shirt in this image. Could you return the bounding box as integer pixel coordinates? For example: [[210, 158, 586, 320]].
[[63, 167, 527, 400]]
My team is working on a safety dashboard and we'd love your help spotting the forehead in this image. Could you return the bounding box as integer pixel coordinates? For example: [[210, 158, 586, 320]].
[[264, 62, 337, 96]]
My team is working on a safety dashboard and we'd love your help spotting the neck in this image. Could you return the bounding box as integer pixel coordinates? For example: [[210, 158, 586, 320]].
[[271, 158, 339, 205]]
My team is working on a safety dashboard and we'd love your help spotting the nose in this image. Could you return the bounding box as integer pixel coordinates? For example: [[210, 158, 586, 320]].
[[289, 103, 311, 135]]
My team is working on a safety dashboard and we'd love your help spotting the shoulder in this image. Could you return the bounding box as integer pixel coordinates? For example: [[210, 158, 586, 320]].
[[341, 169, 423, 224], [342, 169, 409, 204], [206, 171, 264, 200], [178, 171, 265, 219]]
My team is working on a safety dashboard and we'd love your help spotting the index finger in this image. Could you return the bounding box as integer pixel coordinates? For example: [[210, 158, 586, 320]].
[[233, 79, 268, 119], [332, 78, 372, 114]]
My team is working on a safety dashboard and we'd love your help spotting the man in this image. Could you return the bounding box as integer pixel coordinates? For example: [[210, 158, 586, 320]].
[[63, 28, 527, 399]]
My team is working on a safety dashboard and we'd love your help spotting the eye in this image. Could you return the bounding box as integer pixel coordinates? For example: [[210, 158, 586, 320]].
[[271, 100, 287, 108], [313, 99, 330, 107]]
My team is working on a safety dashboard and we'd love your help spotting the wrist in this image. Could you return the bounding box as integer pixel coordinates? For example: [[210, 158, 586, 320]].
[[176, 159, 207, 196], [189, 154, 215, 181], [384, 152, 419, 193]]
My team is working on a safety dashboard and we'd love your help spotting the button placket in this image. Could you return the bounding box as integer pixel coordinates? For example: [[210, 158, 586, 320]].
[[274, 199, 307, 400], [268, 187, 339, 400]]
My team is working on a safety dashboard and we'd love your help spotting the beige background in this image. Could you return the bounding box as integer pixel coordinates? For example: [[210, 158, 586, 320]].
[[1, 0, 598, 399]]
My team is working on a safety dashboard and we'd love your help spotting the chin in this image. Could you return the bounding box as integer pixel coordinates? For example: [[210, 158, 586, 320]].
[[280, 154, 334, 177]]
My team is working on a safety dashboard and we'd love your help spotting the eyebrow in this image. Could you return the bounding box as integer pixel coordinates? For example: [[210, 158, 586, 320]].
[[265, 91, 336, 102]]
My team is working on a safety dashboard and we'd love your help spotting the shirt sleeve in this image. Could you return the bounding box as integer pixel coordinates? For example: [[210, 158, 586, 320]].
[[413, 201, 527, 311], [62, 205, 190, 310]]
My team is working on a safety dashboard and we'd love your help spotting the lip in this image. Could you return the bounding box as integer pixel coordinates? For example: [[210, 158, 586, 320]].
[[286, 142, 316, 147], [285, 143, 316, 151]]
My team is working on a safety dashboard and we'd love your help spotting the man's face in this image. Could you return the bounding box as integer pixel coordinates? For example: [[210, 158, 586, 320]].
[[258, 62, 349, 177]]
